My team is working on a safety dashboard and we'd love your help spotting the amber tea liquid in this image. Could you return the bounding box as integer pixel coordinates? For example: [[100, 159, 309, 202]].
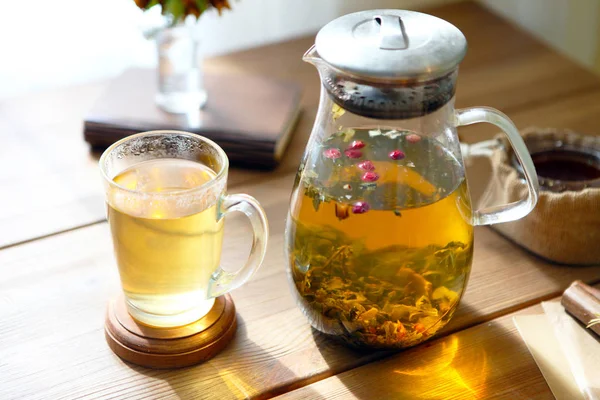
[[287, 129, 474, 348], [108, 158, 224, 327]]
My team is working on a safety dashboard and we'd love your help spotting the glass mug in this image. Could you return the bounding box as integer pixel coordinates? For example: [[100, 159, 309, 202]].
[[100, 131, 268, 327]]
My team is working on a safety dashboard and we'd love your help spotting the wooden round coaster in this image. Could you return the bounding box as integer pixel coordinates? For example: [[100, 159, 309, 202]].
[[105, 294, 237, 369]]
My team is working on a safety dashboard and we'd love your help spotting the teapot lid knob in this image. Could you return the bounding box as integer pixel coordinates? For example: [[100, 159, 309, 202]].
[[374, 15, 408, 50], [315, 9, 467, 81]]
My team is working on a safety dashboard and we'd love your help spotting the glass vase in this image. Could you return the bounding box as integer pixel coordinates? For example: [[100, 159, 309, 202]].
[[155, 24, 207, 114]]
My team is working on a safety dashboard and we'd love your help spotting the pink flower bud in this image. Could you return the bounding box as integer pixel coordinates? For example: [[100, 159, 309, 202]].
[[352, 201, 370, 214], [357, 160, 375, 171], [361, 171, 379, 182], [348, 140, 365, 150], [345, 149, 363, 159], [323, 148, 341, 159], [389, 150, 405, 160], [406, 134, 421, 144]]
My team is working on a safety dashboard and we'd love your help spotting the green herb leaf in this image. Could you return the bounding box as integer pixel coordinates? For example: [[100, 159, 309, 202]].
[[342, 128, 355, 142], [164, 0, 185, 23], [290, 213, 471, 348], [312, 194, 322, 212], [146, 0, 160, 9], [196, 0, 209, 12]]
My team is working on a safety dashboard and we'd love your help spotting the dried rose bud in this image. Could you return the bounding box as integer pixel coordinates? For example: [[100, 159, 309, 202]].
[[345, 149, 363, 159], [406, 134, 422, 144], [357, 160, 375, 171], [323, 148, 341, 159], [389, 150, 405, 160], [348, 140, 365, 150], [361, 171, 379, 182], [335, 203, 350, 220], [352, 201, 370, 214]]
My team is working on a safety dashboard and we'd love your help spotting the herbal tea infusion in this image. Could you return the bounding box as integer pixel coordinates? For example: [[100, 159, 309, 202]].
[[108, 158, 224, 326], [286, 129, 474, 348]]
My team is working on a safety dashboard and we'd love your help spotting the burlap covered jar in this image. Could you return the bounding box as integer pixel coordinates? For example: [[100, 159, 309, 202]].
[[476, 128, 600, 265]]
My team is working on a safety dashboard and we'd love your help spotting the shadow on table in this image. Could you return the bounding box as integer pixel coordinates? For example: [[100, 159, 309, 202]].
[[308, 303, 546, 399], [483, 227, 600, 297], [122, 315, 323, 400]]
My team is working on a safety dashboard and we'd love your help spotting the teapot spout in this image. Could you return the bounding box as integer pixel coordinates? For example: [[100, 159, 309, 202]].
[[303, 45, 326, 68]]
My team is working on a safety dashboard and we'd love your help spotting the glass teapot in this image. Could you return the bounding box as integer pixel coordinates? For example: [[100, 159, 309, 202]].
[[285, 10, 539, 349]]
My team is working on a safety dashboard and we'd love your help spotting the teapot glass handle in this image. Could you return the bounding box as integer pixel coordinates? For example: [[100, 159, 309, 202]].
[[207, 193, 269, 298], [455, 107, 539, 226]]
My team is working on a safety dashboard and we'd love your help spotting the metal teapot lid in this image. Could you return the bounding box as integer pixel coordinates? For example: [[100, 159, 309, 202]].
[[316, 9, 467, 81]]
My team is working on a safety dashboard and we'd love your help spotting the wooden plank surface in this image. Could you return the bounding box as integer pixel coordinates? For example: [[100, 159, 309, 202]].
[[1, 2, 600, 248], [1, 170, 599, 400], [2, 2, 600, 399], [275, 286, 600, 400]]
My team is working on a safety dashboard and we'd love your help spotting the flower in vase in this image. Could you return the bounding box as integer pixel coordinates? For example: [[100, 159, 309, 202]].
[[134, 0, 232, 24]]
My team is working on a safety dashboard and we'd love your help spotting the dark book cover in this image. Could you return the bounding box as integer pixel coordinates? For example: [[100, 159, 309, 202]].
[[84, 68, 302, 169]]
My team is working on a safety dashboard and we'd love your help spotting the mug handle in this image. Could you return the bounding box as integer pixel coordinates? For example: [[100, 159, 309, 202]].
[[208, 193, 269, 298], [455, 107, 539, 226]]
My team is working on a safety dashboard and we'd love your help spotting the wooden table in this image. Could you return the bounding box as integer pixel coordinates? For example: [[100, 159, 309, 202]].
[[1, 2, 599, 399]]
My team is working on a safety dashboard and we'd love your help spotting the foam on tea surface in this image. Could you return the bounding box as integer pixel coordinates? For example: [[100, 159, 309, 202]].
[[108, 159, 223, 327], [115, 159, 217, 195]]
